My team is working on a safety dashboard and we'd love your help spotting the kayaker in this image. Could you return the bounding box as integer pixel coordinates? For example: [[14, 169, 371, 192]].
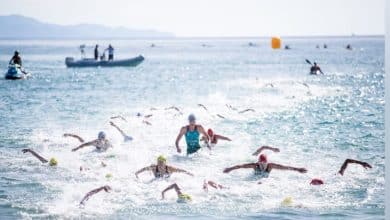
[[175, 114, 209, 155], [94, 44, 99, 60], [223, 154, 307, 177], [200, 128, 231, 148], [310, 62, 324, 75], [9, 51, 22, 66], [106, 44, 114, 61], [135, 155, 193, 179], [71, 131, 113, 152]]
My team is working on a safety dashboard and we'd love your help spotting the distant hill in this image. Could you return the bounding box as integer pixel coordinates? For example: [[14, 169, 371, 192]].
[[0, 15, 174, 39]]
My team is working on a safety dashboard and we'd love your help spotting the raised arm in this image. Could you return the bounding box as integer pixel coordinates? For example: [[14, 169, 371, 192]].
[[110, 121, 126, 136], [110, 115, 127, 122], [252, 146, 280, 156], [72, 140, 96, 152], [22, 149, 48, 163], [175, 127, 186, 153], [135, 165, 154, 178], [215, 134, 232, 141], [63, 133, 85, 143], [168, 166, 194, 176], [79, 185, 112, 205], [162, 183, 181, 199], [268, 163, 307, 173], [338, 159, 372, 176], [223, 163, 256, 173]]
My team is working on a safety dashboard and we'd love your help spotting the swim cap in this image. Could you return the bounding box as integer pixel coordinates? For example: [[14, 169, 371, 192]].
[[188, 114, 196, 122], [157, 155, 167, 163], [310, 178, 324, 185], [281, 196, 293, 206], [49, 158, 58, 166], [105, 173, 113, 179], [259, 154, 267, 163], [207, 129, 213, 136], [98, 131, 106, 140], [178, 193, 192, 202], [14, 50, 19, 55]]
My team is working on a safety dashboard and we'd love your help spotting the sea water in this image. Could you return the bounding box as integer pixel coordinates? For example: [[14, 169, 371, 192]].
[[0, 37, 384, 219]]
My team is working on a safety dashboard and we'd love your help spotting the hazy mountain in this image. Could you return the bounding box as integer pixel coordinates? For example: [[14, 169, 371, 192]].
[[0, 15, 174, 39]]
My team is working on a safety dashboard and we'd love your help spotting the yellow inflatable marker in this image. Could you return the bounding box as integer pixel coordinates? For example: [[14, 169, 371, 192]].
[[271, 37, 281, 49], [281, 196, 293, 206]]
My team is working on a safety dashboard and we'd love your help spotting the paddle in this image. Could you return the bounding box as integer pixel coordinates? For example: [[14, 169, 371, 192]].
[[305, 59, 312, 65]]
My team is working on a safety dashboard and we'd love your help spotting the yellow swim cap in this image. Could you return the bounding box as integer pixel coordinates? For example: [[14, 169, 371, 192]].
[[49, 158, 58, 166], [105, 173, 113, 179], [178, 193, 192, 202], [281, 196, 293, 206], [157, 155, 167, 163]]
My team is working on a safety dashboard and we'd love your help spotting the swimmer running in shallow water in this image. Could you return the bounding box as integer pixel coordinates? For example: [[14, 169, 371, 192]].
[[22, 148, 58, 166], [310, 158, 372, 185], [201, 129, 231, 148], [72, 131, 113, 152], [223, 154, 307, 178], [135, 155, 194, 179], [175, 114, 209, 155], [79, 185, 112, 206], [109, 121, 133, 142]]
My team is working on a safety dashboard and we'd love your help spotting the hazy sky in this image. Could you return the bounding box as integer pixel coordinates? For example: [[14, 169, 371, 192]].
[[0, 0, 384, 37]]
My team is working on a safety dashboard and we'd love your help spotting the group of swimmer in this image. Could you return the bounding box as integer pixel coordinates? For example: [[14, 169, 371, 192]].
[[21, 110, 373, 205]]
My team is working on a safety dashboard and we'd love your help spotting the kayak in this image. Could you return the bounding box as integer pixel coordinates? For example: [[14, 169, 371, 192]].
[[4, 64, 30, 80], [310, 70, 320, 75], [65, 55, 144, 68]]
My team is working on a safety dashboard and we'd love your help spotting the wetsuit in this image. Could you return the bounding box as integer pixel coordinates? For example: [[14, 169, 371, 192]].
[[185, 125, 201, 155], [154, 165, 170, 178], [254, 163, 270, 178], [95, 140, 112, 152]]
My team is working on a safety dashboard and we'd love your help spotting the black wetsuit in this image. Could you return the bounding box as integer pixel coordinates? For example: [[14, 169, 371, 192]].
[[155, 166, 170, 178]]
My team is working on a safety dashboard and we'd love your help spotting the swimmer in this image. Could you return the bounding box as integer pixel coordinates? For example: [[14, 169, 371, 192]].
[[110, 115, 127, 122], [109, 121, 133, 142], [175, 114, 209, 155], [165, 106, 182, 114], [63, 133, 85, 143], [252, 146, 280, 156], [202, 180, 227, 192], [238, 108, 255, 114], [223, 154, 307, 176], [135, 155, 193, 179], [72, 131, 112, 152], [216, 114, 225, 119], [22, 149, 58, 166], [201, 129, 231, 148], [310, 158, 372, 185], [79, 185, 112, 206], [161, 183, 192, 203]]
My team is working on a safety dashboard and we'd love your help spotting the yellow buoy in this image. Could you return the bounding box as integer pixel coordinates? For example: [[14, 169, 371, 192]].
[[271, 37, 281, 49]]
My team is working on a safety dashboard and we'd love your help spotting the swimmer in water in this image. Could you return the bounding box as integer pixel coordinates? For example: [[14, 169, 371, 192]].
[[22, 149, 58, 166], [310, 158, 372, 185], [202, 180, 227, 192], [135, 155, 194, 179], [109, 121, 133, 142], [201, 129, 231, 148], [223, 154, 307, 176], [175, 114, 209, 155], [63, 133, 85, 143], [162, 183, 192, 203], [72, 131, 112, 152], [79, 185, 112, 206], [252, 146, 280, 156]]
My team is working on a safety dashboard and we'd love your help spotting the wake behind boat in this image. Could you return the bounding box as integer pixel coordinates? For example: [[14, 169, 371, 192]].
[[65, 55, 145, 68]]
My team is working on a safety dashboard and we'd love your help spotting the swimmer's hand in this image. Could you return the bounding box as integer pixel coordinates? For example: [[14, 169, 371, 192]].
[[176, 147, 182, 153], [22, 148, 31, 153], [297, 168, 307, 173], [361, 162, 372, 169], [223, 168, 232, 173], [161, 192, 165, 200]]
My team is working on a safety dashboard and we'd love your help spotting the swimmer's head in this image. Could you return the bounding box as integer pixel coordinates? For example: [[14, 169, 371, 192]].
[[103, 185, 112, 192], [178, 193, 192, 203], [14, 50, 19, 55], [258, 154, 267, 163], [188, 114, 196, 124], [281, 196, 293, 206], [136, 112, 142, 117], [98, 131, 106, 140], [207, 129, 214, 137], [157, 155, 167, 165], [314, 62, 317, 65], [49, 158, 58, 166], [310, 178, 324, 185]]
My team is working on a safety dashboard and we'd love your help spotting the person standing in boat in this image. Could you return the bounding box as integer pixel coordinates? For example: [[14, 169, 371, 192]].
[[94, 44, 99, 60], [9, 51, 22, 66], [106, 44, 114, 61]]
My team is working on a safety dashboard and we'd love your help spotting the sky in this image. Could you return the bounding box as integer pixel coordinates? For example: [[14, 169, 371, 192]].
[[0, 0, 384, 37]]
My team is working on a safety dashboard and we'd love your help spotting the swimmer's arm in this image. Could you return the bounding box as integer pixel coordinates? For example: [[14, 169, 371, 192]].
[[268, 163, 307, 173], [72, 140, 96, 152], [252, 146, 280, 156], [198, 125, 209, 142], [215, 134, 232, 141], [22, 149, 48, 163], [63, 133, 84, 143], [162, 183, 181, 199], [80, 185, 111, 205], [135, 166, 153, 178], [206, 180, 226, 189], [175, 127, 186, 153], [168, 166, 194, 176], [338, 159, 372, 176], [109, 121, 126, 137], [110, 115, 127, 122], [223, 163, 256, 173]]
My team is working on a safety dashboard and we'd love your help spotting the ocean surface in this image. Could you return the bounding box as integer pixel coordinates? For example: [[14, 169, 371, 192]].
[[0, 37, 384, 219]]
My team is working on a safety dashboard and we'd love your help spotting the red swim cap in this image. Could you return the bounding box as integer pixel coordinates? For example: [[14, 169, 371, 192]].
[[259, 154, 267, 163], [310, 178, 324, 185], [207, 129, 213, 136]]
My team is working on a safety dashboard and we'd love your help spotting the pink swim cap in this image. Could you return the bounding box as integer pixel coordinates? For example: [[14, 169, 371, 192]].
[[259, 154, 267, 163], [310, 178, 324, 185]]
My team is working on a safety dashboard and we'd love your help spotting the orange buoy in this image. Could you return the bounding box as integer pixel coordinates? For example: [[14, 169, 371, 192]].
[[271, 37, 281, 49]]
